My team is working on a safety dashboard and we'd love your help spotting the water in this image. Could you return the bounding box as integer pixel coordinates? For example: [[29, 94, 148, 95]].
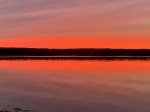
[[0, 60, 150, 112]]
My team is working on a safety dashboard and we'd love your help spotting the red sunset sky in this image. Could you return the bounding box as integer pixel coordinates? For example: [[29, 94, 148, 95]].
[[0, 0, 150, 48]]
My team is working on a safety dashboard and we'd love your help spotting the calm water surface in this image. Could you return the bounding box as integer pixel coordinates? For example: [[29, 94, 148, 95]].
[[0, 60, 150, 112]]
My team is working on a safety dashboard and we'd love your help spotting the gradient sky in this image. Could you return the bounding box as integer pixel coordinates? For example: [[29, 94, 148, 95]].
[[0, 0, 150, 48]]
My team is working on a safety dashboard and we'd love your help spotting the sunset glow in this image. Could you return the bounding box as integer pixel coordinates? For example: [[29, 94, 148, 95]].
[[0, 0, 150, 48], [0, 37, 150, 48]]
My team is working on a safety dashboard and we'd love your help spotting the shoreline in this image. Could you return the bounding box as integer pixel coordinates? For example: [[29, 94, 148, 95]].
[[0, 56, 150, 60]]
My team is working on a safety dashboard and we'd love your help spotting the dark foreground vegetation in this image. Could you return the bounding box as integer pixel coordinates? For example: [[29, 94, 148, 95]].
[[0, 105, 34, 112], [0, 48, 150, 56]]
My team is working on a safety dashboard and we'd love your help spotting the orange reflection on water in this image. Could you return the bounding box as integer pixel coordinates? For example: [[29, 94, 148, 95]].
[[0, 60, 150, 112], [0, 60, 150, 73]]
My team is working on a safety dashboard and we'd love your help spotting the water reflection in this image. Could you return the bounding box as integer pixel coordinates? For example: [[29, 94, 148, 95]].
[[1, 56, 150, 61], [0, 60, 150, 112]]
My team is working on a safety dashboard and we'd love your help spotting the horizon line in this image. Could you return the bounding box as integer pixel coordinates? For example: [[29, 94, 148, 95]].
[[0, 47, 150, 50]]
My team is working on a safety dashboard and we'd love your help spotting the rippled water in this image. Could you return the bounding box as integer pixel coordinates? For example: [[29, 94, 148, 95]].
[[0, 60, 150, 112]]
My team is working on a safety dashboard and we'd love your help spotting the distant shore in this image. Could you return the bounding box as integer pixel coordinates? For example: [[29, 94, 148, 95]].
[[0, 47, 150, 60], [0, 48, 150, 57]]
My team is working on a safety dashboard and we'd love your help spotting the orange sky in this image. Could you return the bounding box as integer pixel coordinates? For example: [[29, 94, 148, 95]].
[[0, 36, 150, 48], [0, 0, 150, 48]]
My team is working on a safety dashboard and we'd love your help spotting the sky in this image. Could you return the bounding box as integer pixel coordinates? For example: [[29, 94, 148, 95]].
[[0, 0, 150, 48]]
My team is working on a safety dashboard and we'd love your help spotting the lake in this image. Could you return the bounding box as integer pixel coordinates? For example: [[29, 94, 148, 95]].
[[0, 59, 150, 112]]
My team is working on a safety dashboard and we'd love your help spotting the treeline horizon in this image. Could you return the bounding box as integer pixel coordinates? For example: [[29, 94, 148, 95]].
[[0, 47, 150, 56]]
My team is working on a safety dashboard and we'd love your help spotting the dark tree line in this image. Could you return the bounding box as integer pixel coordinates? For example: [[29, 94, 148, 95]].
[[0, 48, 150, 56]]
